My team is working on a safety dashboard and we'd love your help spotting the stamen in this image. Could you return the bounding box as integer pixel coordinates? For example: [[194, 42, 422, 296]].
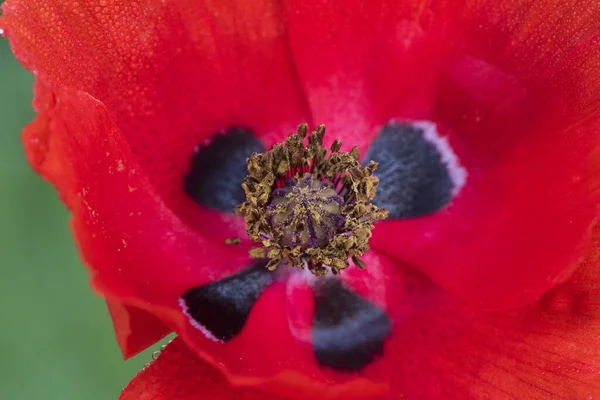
[[234, 124, 388, 275], [260, 232, 273, 240]]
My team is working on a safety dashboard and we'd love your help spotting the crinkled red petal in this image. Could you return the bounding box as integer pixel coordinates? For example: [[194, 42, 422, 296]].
[[19, 84, 256, 347], [23, 85, 173, 358], [106, 300, 172, 359], [120, 337, 287, 400], [0, 0, 311, 236], [21, 81, 78, 209]]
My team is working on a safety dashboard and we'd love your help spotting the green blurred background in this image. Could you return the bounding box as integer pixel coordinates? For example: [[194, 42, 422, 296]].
[[0, 21, 163, 400]]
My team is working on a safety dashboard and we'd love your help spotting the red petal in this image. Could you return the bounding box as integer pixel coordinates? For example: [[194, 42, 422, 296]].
[[176, 279, 389, 399], [281, 0, 600, 309], [1, 0, 310, 235], [22, 84, 255, 345], [371, 226, 600, 398], [281, 240, 600, 399], [120, 337, 287, 400], [130, 241, 600, 399], [106, 300, 172, 359], [177, 242, 600, 398], [280, 0, 447, 152], [22, 82, 78, 209]]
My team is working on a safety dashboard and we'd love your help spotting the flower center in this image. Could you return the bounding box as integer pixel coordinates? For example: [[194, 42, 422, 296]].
[[269, 174, 345, 249], [234, 124, 388, 275]]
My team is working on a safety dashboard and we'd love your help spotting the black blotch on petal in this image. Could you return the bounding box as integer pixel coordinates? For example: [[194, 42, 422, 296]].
[[364, 121, 455, 218], [312, 279, 392, 371], [180, 260, 274, 342], [184, 127, 265, 213]]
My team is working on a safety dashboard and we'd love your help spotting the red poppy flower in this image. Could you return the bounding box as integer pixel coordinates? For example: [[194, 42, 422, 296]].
[[3, 0, 600, 398]]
